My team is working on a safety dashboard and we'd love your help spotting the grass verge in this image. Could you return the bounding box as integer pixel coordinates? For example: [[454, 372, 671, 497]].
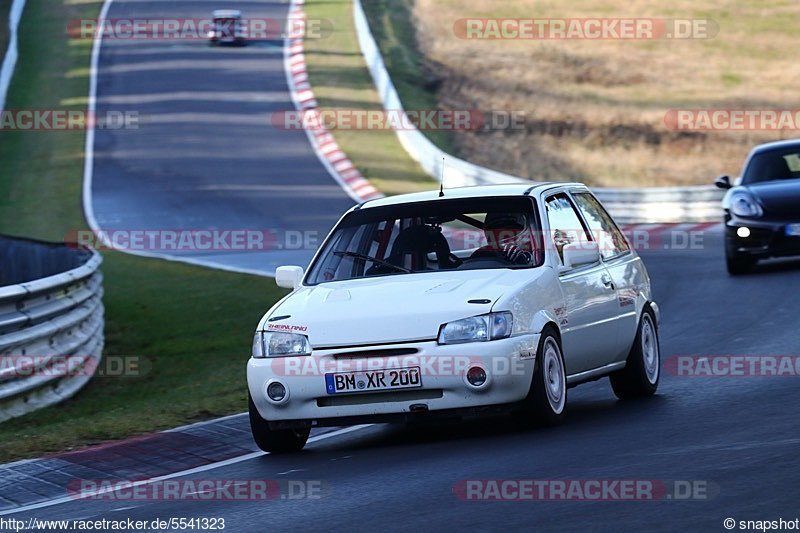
[[400, 0, 800, 186], [0, 0, 287, 462], [309, 0, 800, 187], [303, 0, 434, 195]]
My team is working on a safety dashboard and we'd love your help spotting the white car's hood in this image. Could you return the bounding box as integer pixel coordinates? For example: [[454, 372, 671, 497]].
[[261, 269, 533, 348]]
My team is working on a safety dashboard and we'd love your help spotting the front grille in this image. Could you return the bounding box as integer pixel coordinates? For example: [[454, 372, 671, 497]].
[[316, 389, 443, 407], [332, 347, 419, 359]]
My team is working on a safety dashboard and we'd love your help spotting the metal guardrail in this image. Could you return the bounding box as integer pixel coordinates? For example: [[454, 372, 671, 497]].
[[352, 0, 723, 224], [592, 186, 724, 224], [0, 236, 104, 422]]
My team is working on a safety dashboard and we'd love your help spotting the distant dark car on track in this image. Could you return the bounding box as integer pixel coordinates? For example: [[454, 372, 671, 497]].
[[716, 139, 800, 274], [208, 10, 246, 46]]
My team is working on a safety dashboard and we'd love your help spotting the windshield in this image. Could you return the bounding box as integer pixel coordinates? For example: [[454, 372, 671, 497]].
[[305, 197, 543, 285], [213, 18, 241, 34], [742, 147, 800, 185]]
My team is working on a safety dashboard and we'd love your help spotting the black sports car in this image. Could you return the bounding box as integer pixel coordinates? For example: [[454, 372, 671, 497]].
[[716, 140, 800, 274]]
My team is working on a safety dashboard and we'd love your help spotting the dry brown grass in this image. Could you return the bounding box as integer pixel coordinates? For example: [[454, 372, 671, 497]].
[[409, 0, 800, 186]]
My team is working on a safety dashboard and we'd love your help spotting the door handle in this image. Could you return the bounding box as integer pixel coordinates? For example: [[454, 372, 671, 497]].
[[601, 273, 615, 290]]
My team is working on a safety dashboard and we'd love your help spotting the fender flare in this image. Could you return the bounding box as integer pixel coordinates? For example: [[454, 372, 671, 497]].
[[530, 309, 560, 337]]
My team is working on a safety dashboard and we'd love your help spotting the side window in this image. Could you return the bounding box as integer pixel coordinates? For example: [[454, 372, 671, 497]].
[[544, 194, 589, 263], [572, 192, 630, 259]]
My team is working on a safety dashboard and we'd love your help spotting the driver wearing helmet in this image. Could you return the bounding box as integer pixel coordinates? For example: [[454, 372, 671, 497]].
[[471, 212, 534, 265]]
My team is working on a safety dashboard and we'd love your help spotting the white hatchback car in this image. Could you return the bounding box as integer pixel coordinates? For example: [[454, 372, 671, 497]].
[[248, 183, 660, 452]]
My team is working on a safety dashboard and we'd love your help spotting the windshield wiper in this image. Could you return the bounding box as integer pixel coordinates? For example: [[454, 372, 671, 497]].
[[333, 251, 412, 274]]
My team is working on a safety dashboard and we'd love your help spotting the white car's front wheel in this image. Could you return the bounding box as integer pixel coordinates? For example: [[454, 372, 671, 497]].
[[249, 394, 310, 453], [610, 306, 660, 400], [518, 327, 567, 426]]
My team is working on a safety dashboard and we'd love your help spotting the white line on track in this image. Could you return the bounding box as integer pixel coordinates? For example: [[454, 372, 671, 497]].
[[0, 0, 27, 112], [81, 0, 275, 278], [0, 424, 372, 516], [79, 0, 376, 278]]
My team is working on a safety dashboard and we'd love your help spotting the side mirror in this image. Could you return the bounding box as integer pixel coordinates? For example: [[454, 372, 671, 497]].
[[275, 266, 304, 290], [562, 241, 600, 270], [714, 175, 732, 189]]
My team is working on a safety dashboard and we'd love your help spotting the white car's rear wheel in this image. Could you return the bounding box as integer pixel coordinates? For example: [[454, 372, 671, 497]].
[[248, 393, 309, 453], [610, 307, 660, 400], [518, 327, 566, 426]]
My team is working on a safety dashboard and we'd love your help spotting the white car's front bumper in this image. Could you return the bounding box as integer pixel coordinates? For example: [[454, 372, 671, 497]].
[[247, 334, 540, 427]]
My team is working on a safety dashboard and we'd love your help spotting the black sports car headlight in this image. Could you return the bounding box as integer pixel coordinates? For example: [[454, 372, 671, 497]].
[[730, 192, 762, 218]]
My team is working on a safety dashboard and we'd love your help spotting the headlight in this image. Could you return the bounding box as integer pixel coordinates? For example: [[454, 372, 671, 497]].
[[438, 312, 513, 345], [252, 331, 311, 358], [730, 192, 762, 218]]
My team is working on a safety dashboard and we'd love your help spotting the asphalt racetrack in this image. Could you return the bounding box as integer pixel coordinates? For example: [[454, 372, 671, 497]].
[[53, 0, 800, 530], [12, 229, 800, 530], [88, 0, 354, 274]]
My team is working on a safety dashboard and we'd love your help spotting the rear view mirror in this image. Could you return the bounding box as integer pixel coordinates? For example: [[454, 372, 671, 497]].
[[275, 266, 304, 290], [562, 241, 600, 270], [714, 175, 732, 189]]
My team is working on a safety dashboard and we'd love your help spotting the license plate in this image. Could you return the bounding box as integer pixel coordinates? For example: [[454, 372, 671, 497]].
[[786, 224, 800, 236], [325, 367, 422, 395]]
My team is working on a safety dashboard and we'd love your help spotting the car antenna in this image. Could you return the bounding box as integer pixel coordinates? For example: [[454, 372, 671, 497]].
[[439, 157, 445, 197]]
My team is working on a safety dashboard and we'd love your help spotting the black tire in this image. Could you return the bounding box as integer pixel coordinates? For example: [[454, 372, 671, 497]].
[[248, 394, 309, 453], [726, 250, 755, 275], [610, 307, 660, 400], [517, 326, 567, 426]]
